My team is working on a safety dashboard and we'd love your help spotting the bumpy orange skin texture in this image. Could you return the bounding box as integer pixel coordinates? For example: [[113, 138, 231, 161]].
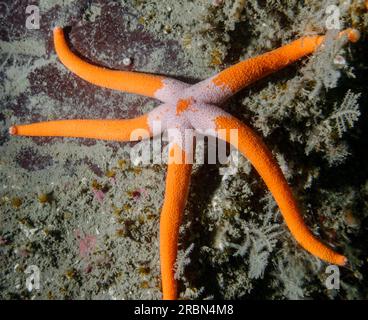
[[10, 26, 358, 299]]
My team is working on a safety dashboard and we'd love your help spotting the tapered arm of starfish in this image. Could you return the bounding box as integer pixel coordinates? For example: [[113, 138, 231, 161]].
[[194, 28, 359, 104], [160, 144, 193, 300], [9, 26, 359, 300], [9, 117, 152, 141], [53, 27, 190, 102], [214, 114, 346, 265]]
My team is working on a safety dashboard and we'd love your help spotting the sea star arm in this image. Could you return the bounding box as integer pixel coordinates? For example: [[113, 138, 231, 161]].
[[160, 143, 193, 300], [53, 27, 189, 102], [213, 114, 346, 266], [193, 28, 359, 104], [9, 116, 152, 141]]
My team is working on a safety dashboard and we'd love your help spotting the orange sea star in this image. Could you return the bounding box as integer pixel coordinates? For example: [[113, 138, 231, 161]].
[[9, 26, 360, 300]]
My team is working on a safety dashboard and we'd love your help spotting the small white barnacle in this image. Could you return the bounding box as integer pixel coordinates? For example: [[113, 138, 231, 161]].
[[123, 57, 132, 66], [212, 0, 224, 7], [333, 55, 346, 67]]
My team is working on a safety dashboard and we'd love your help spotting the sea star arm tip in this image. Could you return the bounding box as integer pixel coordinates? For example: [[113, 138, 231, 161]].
[[343, 28, 360, 43], [336, 255, 348, 267], [53, 26, 63, 34], [9, 126, 17, 135]]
